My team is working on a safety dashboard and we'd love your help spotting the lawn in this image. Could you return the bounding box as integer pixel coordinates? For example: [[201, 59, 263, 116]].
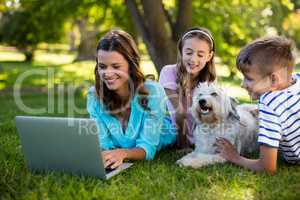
[[0, 47, 300, 200]]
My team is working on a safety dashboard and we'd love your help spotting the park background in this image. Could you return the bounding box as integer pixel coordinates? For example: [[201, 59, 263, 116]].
[[0, 0, 300, 199]]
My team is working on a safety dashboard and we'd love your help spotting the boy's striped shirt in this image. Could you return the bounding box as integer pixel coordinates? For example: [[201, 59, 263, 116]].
[[258, 73, 300, 164]]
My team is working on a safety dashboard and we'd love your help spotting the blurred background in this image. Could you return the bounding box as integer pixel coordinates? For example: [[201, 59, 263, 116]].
[[0, 0, 299, 100]]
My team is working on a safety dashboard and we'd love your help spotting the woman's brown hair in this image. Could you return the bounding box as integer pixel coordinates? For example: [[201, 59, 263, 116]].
[[94, 30, 149, 114], [176, 27, 216, 95]]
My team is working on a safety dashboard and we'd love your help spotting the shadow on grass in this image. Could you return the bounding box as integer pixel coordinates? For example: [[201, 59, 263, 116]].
[[0, 60, 94, 93]]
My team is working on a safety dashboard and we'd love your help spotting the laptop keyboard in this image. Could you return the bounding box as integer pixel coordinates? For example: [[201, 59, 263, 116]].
[[105, 167, 115, 174]]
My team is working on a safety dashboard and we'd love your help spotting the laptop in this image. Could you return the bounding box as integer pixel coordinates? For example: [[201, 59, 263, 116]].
[[15, 116, 133, 179]]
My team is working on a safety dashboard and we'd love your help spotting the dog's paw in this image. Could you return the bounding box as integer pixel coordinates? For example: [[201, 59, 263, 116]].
[[176, 157, 193, 167], [176, 156, 201, 168], [176, 158, 185, 167], [176, 161, 183, 167]]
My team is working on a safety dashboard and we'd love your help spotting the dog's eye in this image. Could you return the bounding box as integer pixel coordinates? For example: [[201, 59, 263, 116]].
[[211, 92, 218, 97]]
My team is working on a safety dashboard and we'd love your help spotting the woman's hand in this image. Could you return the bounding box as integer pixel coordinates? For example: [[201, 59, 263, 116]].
[[214, 137, 240, 163], [102, 149, 128, 169]]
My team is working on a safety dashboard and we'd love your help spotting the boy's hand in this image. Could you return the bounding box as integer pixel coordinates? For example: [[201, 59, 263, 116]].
[[215, 137, 240, 163], [102, 149, 127, 169]]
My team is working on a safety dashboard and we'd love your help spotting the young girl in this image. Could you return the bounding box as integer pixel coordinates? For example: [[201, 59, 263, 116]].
[[159, 27, 216, 148], [87, 30, 176, 169]]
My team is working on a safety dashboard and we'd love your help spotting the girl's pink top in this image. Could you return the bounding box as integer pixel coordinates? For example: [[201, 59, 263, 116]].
[[159, 64, 195, 145]]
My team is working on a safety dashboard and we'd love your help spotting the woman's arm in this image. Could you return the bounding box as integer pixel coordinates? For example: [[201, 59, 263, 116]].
[[102, 148, 146, 169], [87, 87, 115, 149], [215, 138, 278, 174]]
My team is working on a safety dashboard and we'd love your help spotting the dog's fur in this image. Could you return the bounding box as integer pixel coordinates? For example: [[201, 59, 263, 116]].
[[176, 82, 258, 168]]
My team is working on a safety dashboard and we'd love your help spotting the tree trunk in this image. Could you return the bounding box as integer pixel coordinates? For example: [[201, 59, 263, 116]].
[[125, 0, 192, 73], [68, 30, 77, 52], [74, 17, 98, 61], [173, 0, 193, 41], [20, 46, 35, 62]]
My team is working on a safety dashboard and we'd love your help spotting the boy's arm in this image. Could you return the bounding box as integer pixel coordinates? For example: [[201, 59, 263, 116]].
[[215, 138, 278, 174]]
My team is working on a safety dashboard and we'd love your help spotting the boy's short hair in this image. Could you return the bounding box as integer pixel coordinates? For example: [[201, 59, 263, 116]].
[[236, 36, 295, 76]]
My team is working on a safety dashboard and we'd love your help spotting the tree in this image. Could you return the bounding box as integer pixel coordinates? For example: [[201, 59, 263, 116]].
[[48, 0, 134, 61], [125, 0, 297, 77], [70, 0, 109, 61], [125, 0, 192, 72], [0, 0, 70, 61], [191, 0, 277, 77], [72, 0, 136, 61], [0, 0, 138, 62]]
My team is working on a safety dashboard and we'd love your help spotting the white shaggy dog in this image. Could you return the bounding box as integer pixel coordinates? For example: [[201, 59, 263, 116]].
[[176, 82, 258, 168]]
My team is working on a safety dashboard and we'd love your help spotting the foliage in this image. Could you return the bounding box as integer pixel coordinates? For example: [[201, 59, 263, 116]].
[[69, 0, 135, 61], [282, 11, 300, 49], [192, 0, 295, 77], [0, 0, 71, 61], [0, 0, 298, 75]]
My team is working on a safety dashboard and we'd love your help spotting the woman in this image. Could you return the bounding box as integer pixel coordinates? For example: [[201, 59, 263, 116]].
[[87, 30, 176, 169]]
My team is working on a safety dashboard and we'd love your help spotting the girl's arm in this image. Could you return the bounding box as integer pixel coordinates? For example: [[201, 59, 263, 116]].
[[165, 88, 190, 148], [215, 138, 278, 174], [165, 88, 179, 109]]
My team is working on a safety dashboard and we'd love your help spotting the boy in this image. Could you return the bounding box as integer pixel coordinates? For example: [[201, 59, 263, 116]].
[[215, 36, 300, 174]]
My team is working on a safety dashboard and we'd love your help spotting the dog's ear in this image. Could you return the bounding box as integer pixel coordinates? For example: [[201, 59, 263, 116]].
[[229, 97, 240, 121]]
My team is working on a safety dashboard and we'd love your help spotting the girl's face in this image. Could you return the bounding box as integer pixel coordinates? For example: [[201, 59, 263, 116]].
[[97, 50, 130, 94], [182, 37, 213, 78]]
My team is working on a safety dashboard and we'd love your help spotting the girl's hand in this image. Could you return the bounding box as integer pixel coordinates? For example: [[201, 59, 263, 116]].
[[102, 149, 128, 169], [214, 137, 240, 163]]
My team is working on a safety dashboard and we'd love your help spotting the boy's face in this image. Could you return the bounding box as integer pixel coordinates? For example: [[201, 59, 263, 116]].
[[241, 66, 272, 100]]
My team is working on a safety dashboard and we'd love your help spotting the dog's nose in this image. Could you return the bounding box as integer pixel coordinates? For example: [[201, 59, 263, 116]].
[[198, 99, 207, 107]]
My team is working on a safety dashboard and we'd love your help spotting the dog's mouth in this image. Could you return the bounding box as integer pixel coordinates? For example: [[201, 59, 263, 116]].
[[199, 105, 213, 115]]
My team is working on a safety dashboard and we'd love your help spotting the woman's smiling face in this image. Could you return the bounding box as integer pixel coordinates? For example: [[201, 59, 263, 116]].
[[97, 50, 130, 93]]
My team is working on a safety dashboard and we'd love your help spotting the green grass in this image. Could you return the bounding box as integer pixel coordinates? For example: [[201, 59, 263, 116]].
[[1, 47, 300, 200]]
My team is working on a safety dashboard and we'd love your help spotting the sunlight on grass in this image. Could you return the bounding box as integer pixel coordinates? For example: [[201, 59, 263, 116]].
[[207, 184, 256, 200], [34, 50, 75, 65], [61, 61, 94, 78], [140, 58, 157, 78], [0, 47, 249, 102], [0, 82, 5, 90], [0, 50, 24, 61], [215, 57, 231, 77], [222, 84, 250, 100], [0, 73, 8, 90], [0, 73, 8, 81], [0, 46, 287, 104], [30, 78, 49, 86]]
